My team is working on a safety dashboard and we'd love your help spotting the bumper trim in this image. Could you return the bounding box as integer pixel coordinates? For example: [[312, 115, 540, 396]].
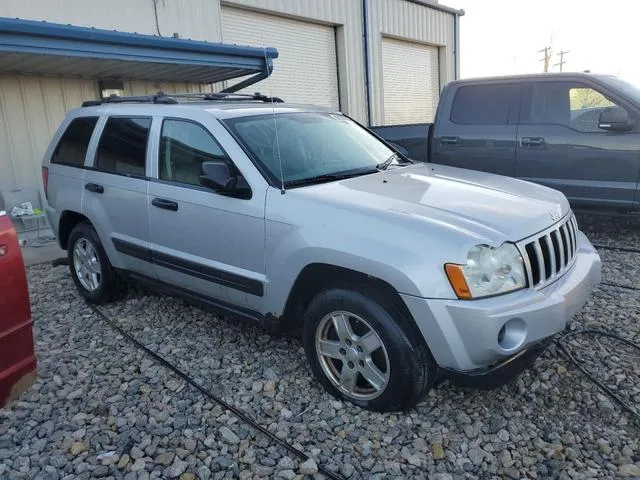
[[442, 339, 550, 390]]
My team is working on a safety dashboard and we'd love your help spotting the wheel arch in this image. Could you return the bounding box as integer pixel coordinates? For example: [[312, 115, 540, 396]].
[[281, 263, 420, 337], [58, 210, 91, 250]]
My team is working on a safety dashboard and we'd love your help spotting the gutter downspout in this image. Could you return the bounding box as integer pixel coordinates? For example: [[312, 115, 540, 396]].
[[362, 0, 373, 127], [454, 13, 460, 80]]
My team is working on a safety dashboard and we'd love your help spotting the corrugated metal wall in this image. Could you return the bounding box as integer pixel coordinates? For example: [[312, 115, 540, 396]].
[[367, 0, 456, 126], [0, 0, 222, 42], [221, 0, 367, 122], [0, 0, 457, 194], [0, 77, 211, 195]]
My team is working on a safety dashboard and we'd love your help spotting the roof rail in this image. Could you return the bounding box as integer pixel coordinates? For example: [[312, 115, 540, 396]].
[[81, 91, 284, 107]]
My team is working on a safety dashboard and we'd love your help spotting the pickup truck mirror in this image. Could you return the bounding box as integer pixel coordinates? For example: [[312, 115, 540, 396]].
[[199, 160, 251, 199], [598, 106, 634, 132]]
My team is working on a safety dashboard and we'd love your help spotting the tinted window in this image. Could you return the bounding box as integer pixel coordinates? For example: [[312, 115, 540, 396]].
[[529, 82, 620, 133], [451, 84, 520, 125], [96, 117, 151, 176], [159, 120, 229, 186], [51, 117, 98, 166]]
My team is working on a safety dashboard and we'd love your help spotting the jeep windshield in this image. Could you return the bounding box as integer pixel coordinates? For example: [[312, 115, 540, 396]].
[[223, 112, 409, 188]]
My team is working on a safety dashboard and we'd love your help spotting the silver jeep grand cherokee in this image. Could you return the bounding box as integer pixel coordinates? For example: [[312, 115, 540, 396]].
[[43, 93, 601, 412]]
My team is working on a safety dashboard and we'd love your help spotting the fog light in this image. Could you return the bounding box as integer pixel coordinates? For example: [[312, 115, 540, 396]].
[[497, 318, 526, 351]]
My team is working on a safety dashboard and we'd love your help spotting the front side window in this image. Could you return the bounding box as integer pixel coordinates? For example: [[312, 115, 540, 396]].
[[529, 82, 621, 132], [159, 119, 230, 186], [96, 117, 151, 176], [450, 84, 520, 125], [224, 112, 399, 187], [51, 117, 98, 166]]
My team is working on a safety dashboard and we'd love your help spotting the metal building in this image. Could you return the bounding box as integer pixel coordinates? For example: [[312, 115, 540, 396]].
[[0, 0, 462, 195]]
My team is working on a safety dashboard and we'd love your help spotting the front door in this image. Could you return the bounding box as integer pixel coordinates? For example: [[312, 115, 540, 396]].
[[148, 117, 266, 313], [83, 116, 155, 278], [516, 81, 640, 209]]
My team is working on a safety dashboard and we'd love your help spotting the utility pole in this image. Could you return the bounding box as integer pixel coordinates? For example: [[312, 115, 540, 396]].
[[538, 46, 552, 72], [555, 50, 569, 72]]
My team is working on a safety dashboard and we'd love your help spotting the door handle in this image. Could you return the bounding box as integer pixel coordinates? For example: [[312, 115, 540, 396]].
[[152, 198, 179, 211], [521, 137, 545, 147], [439, 136, 460, 146], [84, 183, 104, 194]]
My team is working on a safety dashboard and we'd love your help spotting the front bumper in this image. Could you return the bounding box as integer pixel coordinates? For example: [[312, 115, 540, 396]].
[[401, 231, 601, 373]]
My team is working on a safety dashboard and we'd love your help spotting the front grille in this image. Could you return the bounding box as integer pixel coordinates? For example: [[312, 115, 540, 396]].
[[519, 213, 579, 288]]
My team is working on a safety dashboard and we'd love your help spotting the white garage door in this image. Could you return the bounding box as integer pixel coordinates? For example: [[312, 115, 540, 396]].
[[222, 7, 339, 110], [382, 37, 440, 125]]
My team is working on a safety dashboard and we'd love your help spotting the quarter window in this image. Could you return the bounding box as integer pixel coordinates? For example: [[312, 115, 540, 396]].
[[529, 82, 620, 132], [159, 119, 230, 186], [450, 84, 521, 125], [51, 117, 98, 166], [96, 117, 151, 176]]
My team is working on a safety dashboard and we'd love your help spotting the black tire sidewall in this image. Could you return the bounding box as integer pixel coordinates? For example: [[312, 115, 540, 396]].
[[303, 287, 433, 412], [67, 222, 116, 304]]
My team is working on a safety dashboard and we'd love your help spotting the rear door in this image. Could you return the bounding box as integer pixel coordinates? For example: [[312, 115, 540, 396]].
[[83, 116, 155, 277], [432, 82, 521, 176], [516, 80, 640, 209]]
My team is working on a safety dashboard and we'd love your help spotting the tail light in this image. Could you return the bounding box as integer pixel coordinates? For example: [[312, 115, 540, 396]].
[[42, 166, 49, 199]]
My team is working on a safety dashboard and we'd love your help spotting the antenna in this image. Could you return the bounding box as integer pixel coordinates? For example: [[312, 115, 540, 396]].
[[261, 39, 285, 195]]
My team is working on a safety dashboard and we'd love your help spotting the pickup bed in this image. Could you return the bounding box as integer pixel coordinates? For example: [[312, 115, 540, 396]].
[[372, 72, 640, 211]]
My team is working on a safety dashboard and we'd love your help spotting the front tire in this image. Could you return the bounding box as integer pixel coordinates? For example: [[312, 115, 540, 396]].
[[68, 222, 120, 304], [303, 285, 436, 412]]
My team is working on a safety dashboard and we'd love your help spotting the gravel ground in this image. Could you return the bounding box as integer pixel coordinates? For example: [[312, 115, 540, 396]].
[[1, 213, 639, 479]]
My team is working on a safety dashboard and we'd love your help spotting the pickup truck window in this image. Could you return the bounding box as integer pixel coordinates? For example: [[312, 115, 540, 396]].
[[529, 82, 620, 133], [224, 112, 395, 187], [159, 119, 231, 186], [450, 84, 520, 125], [96, 117, 151, 177], [51, 117, 98, 167]]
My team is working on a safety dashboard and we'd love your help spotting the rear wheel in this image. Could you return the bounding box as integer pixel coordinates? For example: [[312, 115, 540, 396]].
[[303, 285, 436, 412], [68, 222, 121, 304]]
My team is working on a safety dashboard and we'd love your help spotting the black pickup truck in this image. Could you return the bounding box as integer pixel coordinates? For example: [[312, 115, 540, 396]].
[[372, 72, 640, 211]]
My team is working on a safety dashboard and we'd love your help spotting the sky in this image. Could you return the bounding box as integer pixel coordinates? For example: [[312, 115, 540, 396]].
[[444, 0, 640, 87]]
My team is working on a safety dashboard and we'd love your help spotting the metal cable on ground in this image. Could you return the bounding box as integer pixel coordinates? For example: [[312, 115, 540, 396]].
[[554, 329, 640, 425], [88, 304, 345, 480], [592, 243, 640, 254]]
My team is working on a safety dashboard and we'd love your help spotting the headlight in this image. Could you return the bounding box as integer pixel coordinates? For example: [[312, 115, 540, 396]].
[[445, 243, 527, 299]]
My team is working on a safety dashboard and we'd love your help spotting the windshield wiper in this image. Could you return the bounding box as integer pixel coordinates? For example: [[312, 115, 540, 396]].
[[377, 152, 399, 171], [285, 169, 377, 188]]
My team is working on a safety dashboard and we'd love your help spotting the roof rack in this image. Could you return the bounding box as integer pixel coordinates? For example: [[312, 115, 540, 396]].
[[81, 91, 284, 107]]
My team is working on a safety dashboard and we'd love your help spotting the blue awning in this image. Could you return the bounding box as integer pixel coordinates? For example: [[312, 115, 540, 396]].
[[0, 17, 278, 85]]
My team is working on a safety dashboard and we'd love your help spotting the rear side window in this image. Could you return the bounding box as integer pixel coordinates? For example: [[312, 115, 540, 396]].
[[450, 84, 521, 125], [96, 117, 151, 176], [51, 117, 98, 166]]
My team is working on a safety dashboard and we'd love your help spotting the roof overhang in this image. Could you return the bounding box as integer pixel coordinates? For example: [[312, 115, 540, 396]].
[[0, 17, 278, 84]]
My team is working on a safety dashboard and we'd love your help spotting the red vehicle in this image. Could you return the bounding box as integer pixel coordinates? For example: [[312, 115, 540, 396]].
[[0, 210, 36, 407]]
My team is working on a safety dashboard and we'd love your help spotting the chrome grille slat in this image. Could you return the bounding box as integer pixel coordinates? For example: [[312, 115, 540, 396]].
[[518, 213, 579, 289], [533, 240, 546, 283], [554, 229, 565, 269], [543, 235, 556, 278]]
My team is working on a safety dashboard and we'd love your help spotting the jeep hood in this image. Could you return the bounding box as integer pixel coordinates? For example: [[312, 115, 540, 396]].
[[293, 163, 570, 243]]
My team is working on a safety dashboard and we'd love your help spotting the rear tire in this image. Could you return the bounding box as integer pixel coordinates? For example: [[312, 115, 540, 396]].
[[67, 222, 121, 304], [302, 284, 436, 412]]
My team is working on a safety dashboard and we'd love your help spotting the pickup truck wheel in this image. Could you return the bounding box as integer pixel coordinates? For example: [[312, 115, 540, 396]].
[[303, 286, 436, 412], [68, 222, 120, 304]]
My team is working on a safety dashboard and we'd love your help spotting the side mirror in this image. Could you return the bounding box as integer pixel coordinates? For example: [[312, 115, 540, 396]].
[[598, 106, 633, 132], [199, 161, 251, 199]]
